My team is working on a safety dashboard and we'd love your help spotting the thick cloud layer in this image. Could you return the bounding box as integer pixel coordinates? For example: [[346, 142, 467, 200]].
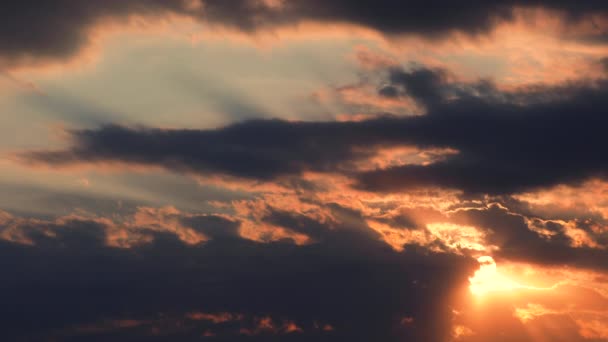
[[2, 195, 606, 341], [0, 206, 474, 341], [22, 70, 608, 195], [3, 1, 608, 67]]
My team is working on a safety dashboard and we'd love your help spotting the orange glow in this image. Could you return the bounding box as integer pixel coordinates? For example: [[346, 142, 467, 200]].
[[131, 206, 208, 245], [452, 324, 475, 339], [427, 223, 491, 254], [185, 312, 241, 323], [366, 219, 428, 251], [469, 256, 522, 296], [514, 179, 608, 222]]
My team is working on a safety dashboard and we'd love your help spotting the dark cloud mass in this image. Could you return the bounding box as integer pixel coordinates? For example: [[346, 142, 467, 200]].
[[2, 0, 608, 67], [453, 204, 608, 271], [22, 69, 608, 195], [0, 206, 475, 341]]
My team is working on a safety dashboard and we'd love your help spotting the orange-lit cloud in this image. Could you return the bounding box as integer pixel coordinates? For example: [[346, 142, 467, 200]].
[[185, 311, 243, 323], [5, 3, 608, 93], [54, 310, 324, 339], [514, 179, 608, 221], [0, 207, 219, 247]]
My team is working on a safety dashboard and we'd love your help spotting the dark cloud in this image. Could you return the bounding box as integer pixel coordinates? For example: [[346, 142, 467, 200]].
[[600, 57, 608, 72], [380, 66, 447, 107], [22, 68, 608, 195], [2, 192, 607, 340], [3, 1, 608, 67], [20, 119, 382, 179], [356, 76, 608, 194], [0, 206, 475, 341], [450, 204, 608, 270], [378, 85, 400, 98], [0, 1, 188, 66], [371, 197, 608, 272], [181, 214, 241, 240]]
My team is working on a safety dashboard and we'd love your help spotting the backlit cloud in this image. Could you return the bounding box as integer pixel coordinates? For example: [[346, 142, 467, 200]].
[[3, 2, 608, 341]]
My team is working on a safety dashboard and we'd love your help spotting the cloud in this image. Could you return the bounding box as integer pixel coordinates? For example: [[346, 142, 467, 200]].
[[0, 205, 475, 341], [3, 198, 605, 341], [0, 207, 238, 247], [380, 66, 448, 107], [6, 3, 608, 341], [18, 119, 383, 180], [2, 171, 607, 340], [20, 66, 608, 195], [449, 204, 608, 270], [3, 1, 608, 69]]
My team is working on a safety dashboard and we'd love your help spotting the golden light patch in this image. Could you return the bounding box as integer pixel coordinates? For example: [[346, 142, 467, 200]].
[[452, 324, 475, 339], [132, 206, 208, 245], [238, 219, 311, 245], [468, 256, 565, 297], [469, 256, 521, 296], [354, 146, 459, 172], [366, 219, 429, 251], [514, 303, 559, 322], [426, 222, 490, 253], [514, 179, 608, 221]]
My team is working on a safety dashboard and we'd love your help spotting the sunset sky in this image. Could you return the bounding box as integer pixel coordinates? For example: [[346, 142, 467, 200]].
[[2, 1, 608, 341]]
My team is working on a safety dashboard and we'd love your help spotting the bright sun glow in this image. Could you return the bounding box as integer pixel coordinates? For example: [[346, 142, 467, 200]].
[[469, 256, 520, 296]]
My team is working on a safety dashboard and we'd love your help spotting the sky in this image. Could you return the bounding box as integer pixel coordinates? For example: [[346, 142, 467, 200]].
[[2, 1, 608, 341]]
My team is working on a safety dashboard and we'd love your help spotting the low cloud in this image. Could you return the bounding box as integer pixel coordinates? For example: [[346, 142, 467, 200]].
[[0, 205, 474, 341]]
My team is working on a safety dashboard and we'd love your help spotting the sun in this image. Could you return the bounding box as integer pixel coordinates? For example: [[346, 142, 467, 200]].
[[469, 256, 520, 296]]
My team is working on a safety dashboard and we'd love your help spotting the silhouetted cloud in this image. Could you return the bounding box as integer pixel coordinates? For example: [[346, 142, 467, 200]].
[[22, 68, 608, 195], [0, 205, 474, 341], [3, 1, 608, 68], [379, 66, 447, 107], [451, 204, 608, 270]]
